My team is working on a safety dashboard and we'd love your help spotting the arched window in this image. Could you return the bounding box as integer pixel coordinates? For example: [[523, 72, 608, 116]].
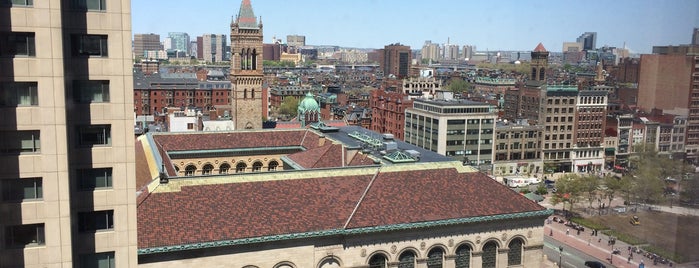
[[507, 238, 524, 266], [482, 241, 498, 268], [427, 247, 444, 268], [244, 89, 247, 99], [268, 160, 279, 171], [251, 89, 255, 99], [219, 163, 230, 174], [240, 49, 246, 70], [539, 67, 545, 80], [368, 253, 388, 268], [531, 67, 537, 80], [202, 164, 214, 175], [252, 161, 263, 172], [455, 244, 472, 268], [398, 250, 416, 268], [252, 49, 257, 70], [236, 162, 247, 173], [184, 164, 196, 176]]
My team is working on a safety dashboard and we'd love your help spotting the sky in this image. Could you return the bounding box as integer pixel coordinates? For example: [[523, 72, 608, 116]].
[[132, 0, 699, 54]]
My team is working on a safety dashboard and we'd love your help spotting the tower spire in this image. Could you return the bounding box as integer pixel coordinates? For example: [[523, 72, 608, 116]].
[[236, 0, 258, 29]]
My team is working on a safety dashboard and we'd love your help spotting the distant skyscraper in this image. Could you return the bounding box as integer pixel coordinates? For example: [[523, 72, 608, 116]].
[[168, 32, 191, 54], [380, 43, 411, 78], [287, 35, 305, 47], [163, 37, 172, 50], [201, 34, 226, 63], [421, 41, 440, 61], [134, 33, 162, 58], [444, 43, 459, 60], [576, 32, 597, 51], [693, 27, 699, 45], [462, 45, 474, 60]]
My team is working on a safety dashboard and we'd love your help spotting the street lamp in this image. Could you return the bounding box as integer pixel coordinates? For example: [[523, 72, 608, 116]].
[[558, 246, 563, 267], [609, 236, 616, 264]]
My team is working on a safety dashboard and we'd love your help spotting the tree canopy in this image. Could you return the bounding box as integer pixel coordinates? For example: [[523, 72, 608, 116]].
[[278, 97, 299, 118]]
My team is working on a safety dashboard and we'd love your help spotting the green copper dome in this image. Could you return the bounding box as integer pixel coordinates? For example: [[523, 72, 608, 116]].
[[298, 92, 320, 113]]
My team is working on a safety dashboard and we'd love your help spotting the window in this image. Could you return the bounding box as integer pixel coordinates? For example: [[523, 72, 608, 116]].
[[184, 165, 196, 176], [481, 241, 498, 268], [71, 34, 108, 57], [73, 80, 109, 103], [398, 251, 416, 268], [426, 248, 444, 268], [236, 162, 247, 173], [77, 168, 112, 190], [0, 82, 38, 106], [6, 0, 34, 6], [252, 161, 263, 172], [0, 130, 40, 153], [219, 163, 230, 174], [368, 254, 388, 268], [77, 125, 111, 146], [0, 32, 35, 57], [201, 164, 213, 175], [79, 252, 114, 268], [78, 210, 114, 232], [508, 238, 523, 265], [1, 178, 42, 201], [455, 245, 471, 268], [70, 0, 106, 11], [5, 224, 44, 248], [268, 160, 278, 171]]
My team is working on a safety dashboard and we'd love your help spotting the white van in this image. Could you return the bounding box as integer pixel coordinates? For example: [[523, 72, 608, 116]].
[[525, 177, 541, 185], [506, 177, 528, 188]]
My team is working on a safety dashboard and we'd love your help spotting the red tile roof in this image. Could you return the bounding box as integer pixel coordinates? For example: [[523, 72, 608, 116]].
[[534, 42, 547, 52], [137, 169, 545, 249], [152, 130, 310, 151]]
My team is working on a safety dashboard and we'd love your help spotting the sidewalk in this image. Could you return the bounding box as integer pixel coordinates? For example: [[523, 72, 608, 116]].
[[546, 218, 671, 268]]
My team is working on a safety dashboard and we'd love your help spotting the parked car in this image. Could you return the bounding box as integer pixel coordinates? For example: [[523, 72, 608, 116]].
[[584, 260, 606, 268], [630, 215, 640, 225]]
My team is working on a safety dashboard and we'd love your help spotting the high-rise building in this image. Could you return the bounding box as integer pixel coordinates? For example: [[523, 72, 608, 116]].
[[421, 40, 440, 61], [168, 32, 190, 54], [380, 43, 411, 79], [576, 32, 597, 51], [1, 0, 136, 267], [693, 27, 699, 45], [230, 0, 263, 129], [444, 43, 460, 60], [134, 33, 162, 58], [462, 45, 475, 60], [286, 35, 305, 47], [200, 34, 226, 63]]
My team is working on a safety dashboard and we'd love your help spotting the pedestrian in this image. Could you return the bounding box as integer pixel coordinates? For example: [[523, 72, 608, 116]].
[[598, 238, 602, 243], [566, 228, 569, 235], [628, 255, 632, 263], [550, 229, 553, 236], [577, 229, 580, 235]]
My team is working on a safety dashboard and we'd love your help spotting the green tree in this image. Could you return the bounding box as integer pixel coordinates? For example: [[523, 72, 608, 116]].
[[551, 173, 585, 212], [602, 174, 629, 209], [580, 175, 600, 209], [446, 78, 472, 93], [278, 97, 299, 118], [626, 144, 678, 206]]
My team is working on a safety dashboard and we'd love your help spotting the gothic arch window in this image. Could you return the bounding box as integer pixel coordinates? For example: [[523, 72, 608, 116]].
[[507, 238, 524, 266], [268, 160, 279, 171], [251, 89, 255, 99], [252, 48, 257, 70], [531, 67, 537, 80], [219, 163, 230, 174], [481, 241, 498, 268], [202, 163, 214, 175], [398, 250, 416, 268], [246, 48, 252, 70], [252, 161, 263, 172], [368, 253, 388, 268], [455, 244, 472, 268], [240, 49, 246, 70], [244, 89, 247, 99], [184, 164, 196, 176], [539, 67, 545, 80], [236, 162, 247, 173], [426, 247, 444, 268]]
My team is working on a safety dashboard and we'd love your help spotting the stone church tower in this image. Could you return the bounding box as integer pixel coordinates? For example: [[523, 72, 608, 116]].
[[230, 0, 263, 129], [526, 42, 549, 88]]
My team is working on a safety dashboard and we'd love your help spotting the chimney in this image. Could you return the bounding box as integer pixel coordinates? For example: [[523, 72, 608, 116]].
[[319, 135, 326, 146]]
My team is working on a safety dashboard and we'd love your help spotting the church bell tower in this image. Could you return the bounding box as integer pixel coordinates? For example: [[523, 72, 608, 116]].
[[231, 0, 263, 129]]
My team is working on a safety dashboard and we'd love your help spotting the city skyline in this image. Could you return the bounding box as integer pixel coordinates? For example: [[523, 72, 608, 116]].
[[132, 0, 698, 53]]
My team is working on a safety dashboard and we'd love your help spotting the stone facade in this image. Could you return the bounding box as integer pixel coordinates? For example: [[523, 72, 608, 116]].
[[230, 0, 264, 130]]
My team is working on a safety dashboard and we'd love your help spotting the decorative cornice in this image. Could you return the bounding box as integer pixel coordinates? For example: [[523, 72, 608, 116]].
[[138, 209, 553, 255]]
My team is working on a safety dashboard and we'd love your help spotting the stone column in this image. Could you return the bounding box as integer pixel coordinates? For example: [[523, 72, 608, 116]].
[[416, 258, 428, 268], [471, 251, 483, 268], [497, 248, 510, 267], [444, 255, 457, 268]]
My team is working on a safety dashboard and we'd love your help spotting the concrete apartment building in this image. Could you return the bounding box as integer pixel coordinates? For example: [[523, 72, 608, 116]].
[[541, 86, 578, 173], [0, 0, 136, 267], [133, 33, 161, 58], [404, 95, 497, 170], [198, 34, 226, 63]]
